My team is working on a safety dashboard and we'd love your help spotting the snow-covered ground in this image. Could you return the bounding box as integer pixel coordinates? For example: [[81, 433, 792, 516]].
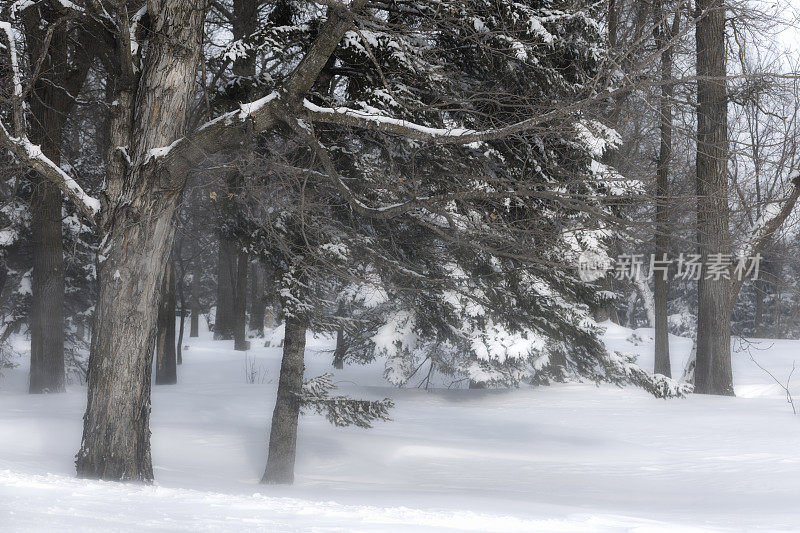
[[2, 322, 799, 532]]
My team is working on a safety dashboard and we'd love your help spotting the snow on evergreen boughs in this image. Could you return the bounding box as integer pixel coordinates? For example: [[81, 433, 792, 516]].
[[602, 350, 693, 399], [299, 373, 393, 428]]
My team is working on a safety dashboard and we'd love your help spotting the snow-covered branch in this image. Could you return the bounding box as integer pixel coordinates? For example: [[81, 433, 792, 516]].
[[303, 95, 603, 145], [0, 20, 99, 222], [731, 170, 800, 298], [0, 122, 100, 220], [0, 22, 25, 136]]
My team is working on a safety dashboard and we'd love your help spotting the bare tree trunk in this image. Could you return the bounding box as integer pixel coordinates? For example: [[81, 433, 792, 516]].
[[177, 309, 186, 364], [249, 262, 265, 337], [155, 262, 177, 384], [190, 261, 200, 337], [607, 0, 618, 50], [214, 238, 236, 339], [218, 0, 257, 346], [333, 327, 346, 369], [176, 261, 186, 364], [652, 1, 679, 378], [77, 193, 184, 480], [29, 177, 65, 394], [624, 291, 639, 328], [76, 0, 205, 481], [24, 16, 68, 394], [332, 301, 345, 369], [694, 0, 733, 396], [262, 316, 307, 484], [753, 275, 766, 336], [233, 251, 249, 351]]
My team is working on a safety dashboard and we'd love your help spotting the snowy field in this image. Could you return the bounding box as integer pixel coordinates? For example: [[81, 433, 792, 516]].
[[2, 322, 800, 532]]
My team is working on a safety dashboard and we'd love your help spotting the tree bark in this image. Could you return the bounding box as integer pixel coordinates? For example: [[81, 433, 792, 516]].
[[224, 0, 257, 350], [652, 1, 679, 378], [262, 316, 307, 484], [24, 15, 70, 394], [694, 0, 733, 395], [76, 0, 205, 481], [176, 261, 186, 364], [214, 237, 236, 339], [177, 308, 186, 364], [332, 302, 346, 369], [190, 261, 200, 337], [29, 177, 65, 394], [155, 262, 177, 384], [333, 327, 346, 370], [249, 261, 265, 337], [233, 250, 249, 351]]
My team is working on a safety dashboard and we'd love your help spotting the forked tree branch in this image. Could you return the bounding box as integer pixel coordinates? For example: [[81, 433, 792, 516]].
[[0, 20, 100, 222], [165, 0, 370, 176]]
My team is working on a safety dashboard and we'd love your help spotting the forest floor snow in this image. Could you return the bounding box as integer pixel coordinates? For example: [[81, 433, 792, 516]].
[[2, 321, 800, 532]]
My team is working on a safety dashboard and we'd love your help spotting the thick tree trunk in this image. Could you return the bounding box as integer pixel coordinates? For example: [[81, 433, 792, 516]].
[[214, 238, 236, 339], [76, 192, 182, 480], [155, 262, 177, 384], [233, 251, 249, 351], [76, 0, 205, 481], [694, 0, 733, 396], [262, 316, 307, 484], [249, 262, 265, 337], [190, 262, 200, 337]]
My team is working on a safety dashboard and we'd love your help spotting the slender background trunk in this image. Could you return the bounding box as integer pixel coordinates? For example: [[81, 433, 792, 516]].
[[29, 177, 65, 393], [652, 1, 679, 378], [233, 251, 249, 351], [332, 302, 346, 369], [176, 260, 186, 364], [156, 262, 177, 384], [214, 239, 236, 339], [24, 15, 70, 394], [262, 316, 307, 484], [249, 262, 265, 337], [190, 262, 200, 337]]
